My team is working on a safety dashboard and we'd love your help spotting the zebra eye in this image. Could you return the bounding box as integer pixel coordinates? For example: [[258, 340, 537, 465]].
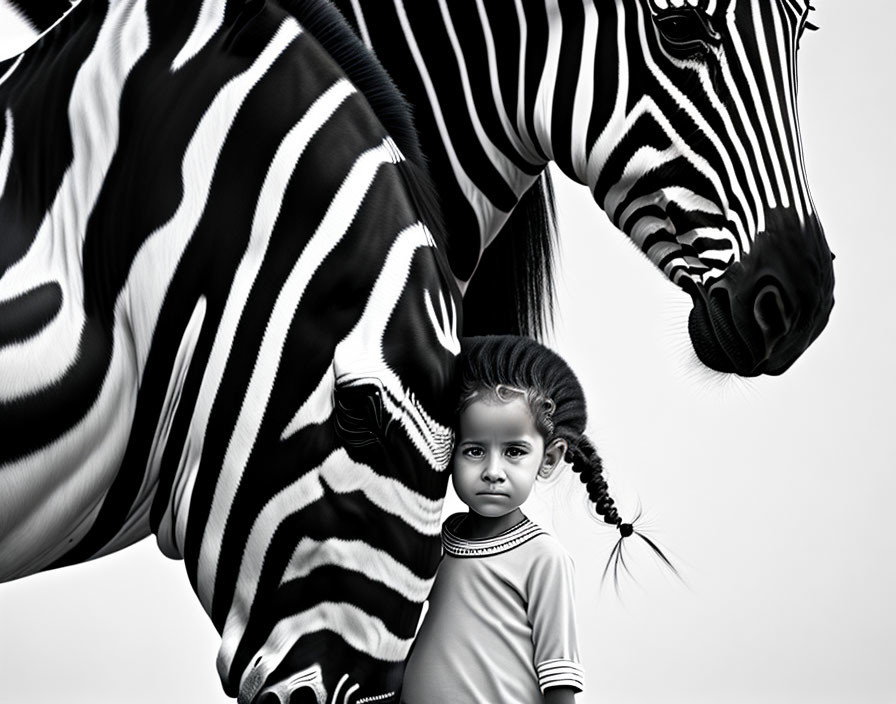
[[657, 14, 697, 42], [655, 10, 720, 58]]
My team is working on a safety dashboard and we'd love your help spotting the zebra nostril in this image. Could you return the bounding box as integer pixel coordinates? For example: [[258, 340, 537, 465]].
[[753, 284, 791, 342]]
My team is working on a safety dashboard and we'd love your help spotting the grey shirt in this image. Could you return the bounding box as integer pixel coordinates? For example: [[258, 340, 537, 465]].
[[401, 513, 584, 703]]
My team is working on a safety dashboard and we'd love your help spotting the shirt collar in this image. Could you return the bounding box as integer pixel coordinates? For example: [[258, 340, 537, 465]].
[[441, 512, 546, 557]]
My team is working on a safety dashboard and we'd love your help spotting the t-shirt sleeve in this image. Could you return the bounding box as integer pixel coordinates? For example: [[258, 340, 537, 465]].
[[526, 538, 585, 693]]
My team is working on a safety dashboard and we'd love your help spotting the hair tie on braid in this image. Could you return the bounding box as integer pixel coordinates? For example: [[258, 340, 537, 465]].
[[618, 523, 634, 538]]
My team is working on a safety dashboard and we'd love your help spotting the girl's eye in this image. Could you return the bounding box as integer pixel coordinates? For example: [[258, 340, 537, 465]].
[[463, 446, 484, 458], [505, 447, 527, 459]]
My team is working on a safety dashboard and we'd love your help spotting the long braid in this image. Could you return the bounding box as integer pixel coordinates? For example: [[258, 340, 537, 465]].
[[567, 436, 632, 536], [458, 335, 675, 582]]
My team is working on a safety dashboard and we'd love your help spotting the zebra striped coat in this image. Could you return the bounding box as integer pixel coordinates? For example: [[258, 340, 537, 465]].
[[0, 0, 459, 701], [335, 0, 836, 376]]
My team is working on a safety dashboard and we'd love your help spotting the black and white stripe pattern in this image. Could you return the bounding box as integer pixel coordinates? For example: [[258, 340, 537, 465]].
[[537, 659, 586, 693], [337, 0, 835, 376], [0, 1, 459, 701]]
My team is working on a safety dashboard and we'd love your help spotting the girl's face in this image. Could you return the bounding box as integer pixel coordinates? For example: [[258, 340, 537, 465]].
[[452, 396, 561, 519]]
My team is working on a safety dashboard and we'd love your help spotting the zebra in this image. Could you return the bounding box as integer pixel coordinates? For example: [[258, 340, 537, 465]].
[[0, 0, 461, 701], [332, 0, 836, 376]]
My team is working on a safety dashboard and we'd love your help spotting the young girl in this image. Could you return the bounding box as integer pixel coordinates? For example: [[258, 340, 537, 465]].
[[400, 335, 652, 704]]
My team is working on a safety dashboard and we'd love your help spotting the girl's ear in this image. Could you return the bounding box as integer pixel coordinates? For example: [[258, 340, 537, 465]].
[[539, 438, 568, 478]]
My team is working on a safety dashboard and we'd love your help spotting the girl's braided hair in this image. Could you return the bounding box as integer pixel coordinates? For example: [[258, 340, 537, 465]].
[[457, 335, 675, 581]]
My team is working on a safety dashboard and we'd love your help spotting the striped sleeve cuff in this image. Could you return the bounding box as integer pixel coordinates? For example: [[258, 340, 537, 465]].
[[536, 659, 585, 693]]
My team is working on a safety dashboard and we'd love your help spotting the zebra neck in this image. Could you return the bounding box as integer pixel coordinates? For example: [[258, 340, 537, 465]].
[[339, 0, 560, 282]]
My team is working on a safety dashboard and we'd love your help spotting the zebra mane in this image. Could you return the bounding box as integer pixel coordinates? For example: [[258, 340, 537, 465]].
[[460, 173, 559, 340]]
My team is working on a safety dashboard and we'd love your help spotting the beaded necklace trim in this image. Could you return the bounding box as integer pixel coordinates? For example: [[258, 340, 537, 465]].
[[441, 513, 547, 558]]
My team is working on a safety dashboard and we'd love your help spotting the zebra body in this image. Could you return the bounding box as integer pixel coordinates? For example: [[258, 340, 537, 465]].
[[335, 0, 836, 375], [0, 1, 459, 701]]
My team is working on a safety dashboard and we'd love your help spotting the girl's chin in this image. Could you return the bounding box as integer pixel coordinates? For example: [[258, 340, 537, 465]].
[[469, 502, 521, 519]]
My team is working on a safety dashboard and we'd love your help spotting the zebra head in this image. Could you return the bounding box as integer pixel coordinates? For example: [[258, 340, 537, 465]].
[[332, 0, 834, 377], [571, 0, 834, 376]]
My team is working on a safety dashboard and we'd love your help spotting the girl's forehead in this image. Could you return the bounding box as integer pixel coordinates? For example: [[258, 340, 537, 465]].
[[457, 397, 539, 437]]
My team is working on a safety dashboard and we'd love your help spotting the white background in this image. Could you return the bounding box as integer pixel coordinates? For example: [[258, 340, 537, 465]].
[[1, 2, 894, 702]]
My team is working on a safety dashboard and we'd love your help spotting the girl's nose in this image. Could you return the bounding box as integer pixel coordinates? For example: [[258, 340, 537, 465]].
[[481, 458, 506, 483]]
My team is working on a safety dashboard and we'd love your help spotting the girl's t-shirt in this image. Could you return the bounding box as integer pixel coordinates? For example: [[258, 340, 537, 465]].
[[400, 513, 584, 703]]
